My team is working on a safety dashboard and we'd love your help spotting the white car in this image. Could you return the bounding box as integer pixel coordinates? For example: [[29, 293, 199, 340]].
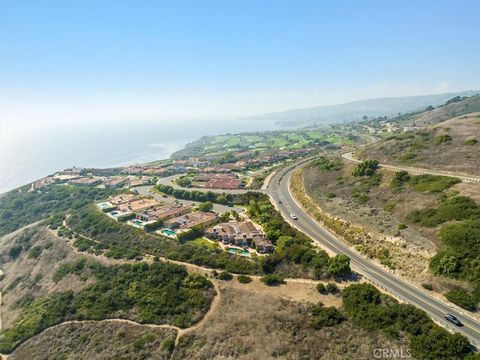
[[290, 213, 298, 220]]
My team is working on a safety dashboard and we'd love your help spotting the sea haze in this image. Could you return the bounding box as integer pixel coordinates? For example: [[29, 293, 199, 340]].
[[0, 119, 278, 194]]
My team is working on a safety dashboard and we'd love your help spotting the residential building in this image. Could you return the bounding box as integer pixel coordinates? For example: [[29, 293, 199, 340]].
[[116, 198, 160, 213], [206, 220, 265, 247], [253, 237, 275, 254], [136, 203, 192, 222], [59, 167, 82, 176], [165, 212, 217, 230], [108, 194, 136, 206], [69, 177, 101, 187], [104, 177, 126, 189]]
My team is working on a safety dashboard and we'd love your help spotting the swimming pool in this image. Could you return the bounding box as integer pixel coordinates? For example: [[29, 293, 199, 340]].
[[161, 229, 177, 237], [227, 247, 250, 257], [132, 220, 144, 227]]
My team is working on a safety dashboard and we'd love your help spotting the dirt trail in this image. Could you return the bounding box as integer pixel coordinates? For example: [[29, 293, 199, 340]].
[[1, 219, 335, 358]]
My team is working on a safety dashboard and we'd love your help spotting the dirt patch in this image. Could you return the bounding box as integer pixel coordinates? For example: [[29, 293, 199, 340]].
[[173, 284, 412, 360]]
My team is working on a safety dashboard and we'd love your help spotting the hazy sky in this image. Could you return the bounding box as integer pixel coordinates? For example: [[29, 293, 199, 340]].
[[1, 0, 479, 125]]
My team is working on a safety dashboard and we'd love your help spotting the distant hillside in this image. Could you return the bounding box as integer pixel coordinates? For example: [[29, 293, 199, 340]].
[[250, 90, 479, 127], [407, 95, 480, 126], [358, 111, 480, 176]]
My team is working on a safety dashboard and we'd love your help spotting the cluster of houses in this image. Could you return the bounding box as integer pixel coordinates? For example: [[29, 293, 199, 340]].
[[97, 194, 218, 234], [363, 122, 419, 134], [30, 166, 154, 192], [96, 194, 275, 255], [121, 164, 188, 176]]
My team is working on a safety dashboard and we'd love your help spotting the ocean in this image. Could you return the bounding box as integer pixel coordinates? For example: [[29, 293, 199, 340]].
[[0, 119, 279, 194]]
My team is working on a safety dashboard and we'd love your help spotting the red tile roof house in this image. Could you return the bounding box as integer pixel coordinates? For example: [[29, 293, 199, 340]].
[[116, 198, 160, 213], [104, 177, 126, 189], [136, 203, 192, 222], [207, 177, 242, 189], [164, 212, 218, 230], [108, 194, 136, 206], [69, 177, 101, 187], [253, 237, 275, 254], [205, 220, 266, 248]]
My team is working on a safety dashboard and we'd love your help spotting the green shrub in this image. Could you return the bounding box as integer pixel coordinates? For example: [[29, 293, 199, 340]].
[[237, 275, 252, 284], [261, 274, 285, 286], [352, 160, 379, 177], [410, 328, 472, 360], [421, 283, 433, 291], [0, 292, 74, 353], [176, 176, 192, 188], [316, 283, 327, 294], [445, 288, 477, 311], [8, 245, 23, 259], [391, 171, 410, 188], [326, 282, 339, 294], [310, 303, 346, 329], [409, 174, 460, 193], [161, 338, 175, 352], [310, 157, 342, 172], [217, 271, 233, 281], [27, 245, 42, 259], [327, 254, 351, 277], [464, 138, 478, 146], [407, 195, 479, 227], [325, 192, 336, 199], [434, 134, 452, 144], [397, 223, 407, 230]]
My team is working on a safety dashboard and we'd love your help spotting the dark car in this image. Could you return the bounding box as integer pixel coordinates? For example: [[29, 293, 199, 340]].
[[444, 313, 463, 326]]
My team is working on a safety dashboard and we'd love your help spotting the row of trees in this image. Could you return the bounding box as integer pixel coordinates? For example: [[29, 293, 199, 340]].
[[155, 184, 233, 205]]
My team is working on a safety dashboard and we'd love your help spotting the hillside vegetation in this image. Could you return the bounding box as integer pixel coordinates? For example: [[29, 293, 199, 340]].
[[358, 111, 480, 175], [0, 257, 213, 353]]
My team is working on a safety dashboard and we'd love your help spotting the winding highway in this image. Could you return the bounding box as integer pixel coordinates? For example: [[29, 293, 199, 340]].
[[266, 158, 480, 346]]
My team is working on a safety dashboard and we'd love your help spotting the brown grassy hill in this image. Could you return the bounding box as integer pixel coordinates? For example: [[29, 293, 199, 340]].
[[10, 283, 412, 360], [0, 226, 94, 329], [409, 95, 480, 126], [2, 226, 412, 360], [358, 111, 480, 175]]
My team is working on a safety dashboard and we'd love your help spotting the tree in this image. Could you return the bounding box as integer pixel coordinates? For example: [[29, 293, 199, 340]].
[[176, 176, 192, 188], [217, 271, 233, 281], [316, 283, 327, 294], [391, 170, 411, 188], [237, 275, 252, 284], [197, 201, 213, 212], [352, 160, 379, 177], [144, 219, 164, 233], [328, 254, 351, 277], [310, 303, 346, 329], [261, 274, 285, 286]]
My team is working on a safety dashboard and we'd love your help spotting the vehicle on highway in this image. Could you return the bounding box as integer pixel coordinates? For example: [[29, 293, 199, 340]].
[[290, 213, 298, 220], [444, 313, 463, 326]]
